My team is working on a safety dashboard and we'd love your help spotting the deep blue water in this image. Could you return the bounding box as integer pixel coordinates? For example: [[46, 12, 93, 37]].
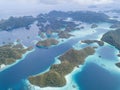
[[0, 37, 81, 90], [97, 45, 118, 61], [74, 44, 120, 90], [75, 62, 120, 90], [0, 25, 119, 90]]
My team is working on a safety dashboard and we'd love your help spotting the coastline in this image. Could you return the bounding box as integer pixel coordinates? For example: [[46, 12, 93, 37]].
[[26, 51, 83, 90], [26, 22, 112, 90], [0, 48, 35, 72], [27, 65, 83, 90]]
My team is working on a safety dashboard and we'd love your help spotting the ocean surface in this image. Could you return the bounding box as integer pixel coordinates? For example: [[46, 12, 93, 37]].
[[0, 22, 120, 90], [0, 37, 81, 90], [74, 44, 120, 90]]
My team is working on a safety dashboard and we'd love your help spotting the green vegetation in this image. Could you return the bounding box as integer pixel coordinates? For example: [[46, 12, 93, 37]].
[[101, 29, 120, 50], [58, 31, 73, 39], [0, 43, 32, 65], [36, 38, 59, 48], [0, 16, 35, 30], [81, 40, 104, 46], [29, 47, 95, 87]]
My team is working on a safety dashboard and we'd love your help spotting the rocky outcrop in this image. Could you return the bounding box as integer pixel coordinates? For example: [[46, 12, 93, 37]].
[[101, 29, 120, 50]]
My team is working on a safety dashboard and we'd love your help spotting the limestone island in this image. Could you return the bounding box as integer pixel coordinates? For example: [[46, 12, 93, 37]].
[[28, 47, 95, 87], [36, 38, 59, 48], [0, 43, 33, 69], [81, 40, 104, 46], [101, 29, 120, 50]]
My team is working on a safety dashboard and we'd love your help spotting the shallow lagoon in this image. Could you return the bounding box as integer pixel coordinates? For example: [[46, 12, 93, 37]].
[[74, 43, 120, 90]]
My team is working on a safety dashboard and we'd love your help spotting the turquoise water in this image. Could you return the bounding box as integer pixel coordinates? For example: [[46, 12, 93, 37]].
[[74, 44, 120, 90], [0, 22, 119, 90]]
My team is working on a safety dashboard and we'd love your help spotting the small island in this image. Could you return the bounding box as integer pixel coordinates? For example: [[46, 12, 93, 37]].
[[110, 23, 120, 29], [116, 63, 120, 68], [36, 38, 59, 48], [28, 47, 95, 87], [58, 31, 73, 39], [81, 40, 104, 46], [101, 29, 120, 68], [91, 24, 98, 28], [117, 54, 120, 57], [0, 43, 33, 68]]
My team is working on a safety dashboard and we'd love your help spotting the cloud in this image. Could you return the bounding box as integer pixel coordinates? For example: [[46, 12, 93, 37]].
[[73, 0, 113, 5], [0, 0, 117, 19], [39, 0, 114, 5]]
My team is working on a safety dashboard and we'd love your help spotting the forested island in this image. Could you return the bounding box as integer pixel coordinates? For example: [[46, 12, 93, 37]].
[[29, 47, 95, 87], [0, 11, 118, 32], [81, 40, 104, 46], [36, 38, 59, 48], [0, 43, 33, 67]]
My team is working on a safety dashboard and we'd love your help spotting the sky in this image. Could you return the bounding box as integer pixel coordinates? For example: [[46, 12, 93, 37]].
[[0, 0, 119, 18]]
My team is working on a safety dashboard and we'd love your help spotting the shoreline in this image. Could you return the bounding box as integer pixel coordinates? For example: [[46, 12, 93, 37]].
[[27, 65, 83, 90], [26, 52, 82, 90], [27, 47, 95, 90], [26, 22, 112, 90], [0, 48, 35, 72]]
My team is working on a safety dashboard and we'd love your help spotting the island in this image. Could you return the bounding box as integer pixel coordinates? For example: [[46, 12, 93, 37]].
[[0, 11, 118, 32], [101, 29, 120, 50], [58, 31, 73, 39], [110, 23, 120, 29], [81, 40, 104, 46], [28, 47, 95, 87], [36, 38, 59, 48], [116, 63, 120, 68], [101, 29, 120, 68], [0, 43, 33, 68], [0, 16, 35, 31], [91, 24, 98, 28]]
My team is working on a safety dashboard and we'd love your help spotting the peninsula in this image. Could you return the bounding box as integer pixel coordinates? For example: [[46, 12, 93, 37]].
[[0, 43, 33, 68], [29, 47, 95, 87]]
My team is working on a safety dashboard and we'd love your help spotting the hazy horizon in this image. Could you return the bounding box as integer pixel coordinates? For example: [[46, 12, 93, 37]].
[[0, 0, 119, 19]]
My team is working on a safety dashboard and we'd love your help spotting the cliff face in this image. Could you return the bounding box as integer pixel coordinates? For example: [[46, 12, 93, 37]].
[[101, 29, 120, 50]]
